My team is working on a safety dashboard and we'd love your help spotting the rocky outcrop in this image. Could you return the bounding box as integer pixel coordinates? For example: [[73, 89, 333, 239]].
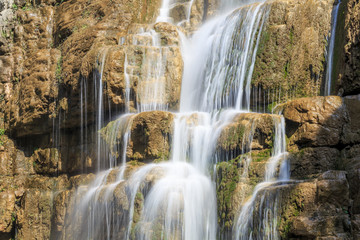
[[0, 0, 164, 139], [338, 0, 360, 96], [101, 111, 174, 163], [216, 113, 280, 234], [282, 96, 346, 148], [280, 95, 360, 238], [251, 0, 335, 105], [277, 171, 351, 239], [217, 113, 275, 156]]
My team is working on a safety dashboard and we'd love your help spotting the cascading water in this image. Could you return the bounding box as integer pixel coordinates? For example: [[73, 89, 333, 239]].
[[233, 115, 289, 240], [180, 2, 269, 112], [64, 0, 292, 239], [325, 0, 342, 96], [156, 0, 195, 27]]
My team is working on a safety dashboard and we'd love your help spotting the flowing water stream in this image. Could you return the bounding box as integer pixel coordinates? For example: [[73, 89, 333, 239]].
[[325, 0, 342, 96], [65, 0, 292, 239]]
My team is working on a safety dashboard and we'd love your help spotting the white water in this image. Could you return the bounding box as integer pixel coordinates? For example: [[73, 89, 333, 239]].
[[325, 0, 342, 96], [65, 0, 292, 239], [124, 27, 169, 112], [156, 0, 195, 27], [180, 2, 269, 112]]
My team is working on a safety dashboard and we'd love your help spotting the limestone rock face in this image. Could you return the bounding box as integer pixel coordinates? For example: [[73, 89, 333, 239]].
[[279, 95, 360, 238], [282, 95, 360, 150], [282, 96, 346, 148], [251, 0, 334, 104], [339, 0, 360, 95], [290, 147, 340, 179], [0, 0, 163, 138], [101, 111, 174, 163], [0, 190, 15, 235], [129, 111, 174, 161], [277, 171, 351, 239], [342, 95, 360, 145], [217, 113, 275, 155]]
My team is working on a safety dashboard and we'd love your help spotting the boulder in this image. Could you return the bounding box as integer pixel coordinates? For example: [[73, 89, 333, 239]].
[[101, 111, 174, 163], [289, 147, 340, 179], [282, 96, 346, 148], [217, 113, 276, 156]]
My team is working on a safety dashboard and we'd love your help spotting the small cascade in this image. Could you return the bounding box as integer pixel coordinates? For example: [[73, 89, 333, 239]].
[[156, 0, 195, 27], [80, 76, 88, 171], [156, 0, 173, 23], [123, 26, 173, 112], [93, 49, 110, 170], [324, 0, 342, 96], [233, 115, 290, 240]]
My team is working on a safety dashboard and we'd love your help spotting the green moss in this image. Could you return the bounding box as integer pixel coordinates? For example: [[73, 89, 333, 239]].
[[0, 128, 5, 146], [278, 189, 305, 239], [267, 102, 277, 113], [221, 125, 246, 150], [216, 159, 240, 233], [251, 149, 271, 162], [283, 61, 290, 79], [55, 56, 63, 83], [131, 191, 144, 239]]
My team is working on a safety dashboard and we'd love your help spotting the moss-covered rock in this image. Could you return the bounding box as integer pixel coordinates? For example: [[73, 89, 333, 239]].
[[251, 0, 335, 107], [217, 113, 275, 157]]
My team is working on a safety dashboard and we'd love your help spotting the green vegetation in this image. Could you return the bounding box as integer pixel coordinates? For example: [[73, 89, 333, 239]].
[[11, 212, 16, 223], [283, 61, 290, 79], [267, 101, 277, 113], [12, 4, 18, 10], [216, 159, 240, 233], [278, 189, 305, 239], [21, 2, 33, 11], [0, 128, 5, 146], [56, 56, 63, 83]]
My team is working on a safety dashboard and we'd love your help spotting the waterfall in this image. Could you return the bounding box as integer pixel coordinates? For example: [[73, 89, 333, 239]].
[[324, 0, 342, 96], [63, 0, 293, 239]]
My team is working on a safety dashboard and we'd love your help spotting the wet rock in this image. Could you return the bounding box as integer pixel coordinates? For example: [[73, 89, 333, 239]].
[[217, 113, 275, 156], [339, 0, 360, 96], [278, 174, 351, 239], [251, 0, 335, 102], [0, 136, 16, 176], [17, 189, 53, 239], [32, 148, 61, 175], [69, 173, 96, 189], [341, 144, 360, 171], [102, 111, 174, 163], [347, 169, 360, 214], [282, 96, 346, 148], [342, 95, 360, 145], [289, 147, 340, 179], [52, 190, 73, 234], [129, 111, 173, 162]]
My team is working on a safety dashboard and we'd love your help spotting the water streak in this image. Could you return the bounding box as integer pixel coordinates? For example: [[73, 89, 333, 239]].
[[325, 0, 342, 96]]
